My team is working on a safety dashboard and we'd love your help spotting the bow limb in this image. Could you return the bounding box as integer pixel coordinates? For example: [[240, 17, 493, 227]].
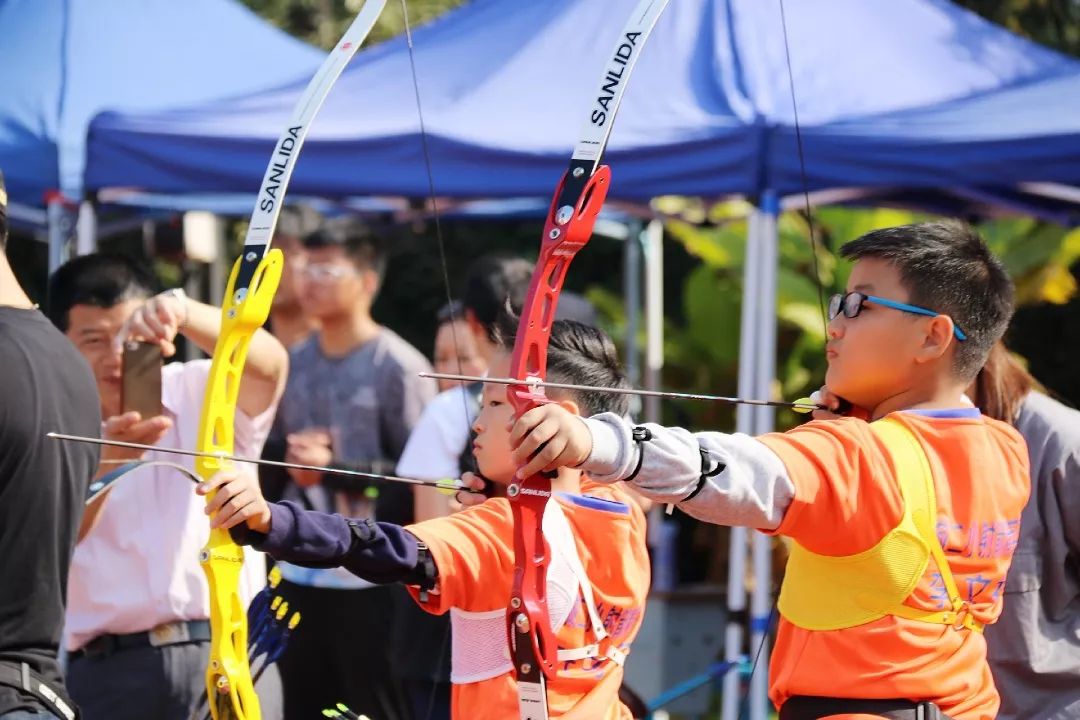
[[196, 2, 388, 718], [504, 1, 671, 717]]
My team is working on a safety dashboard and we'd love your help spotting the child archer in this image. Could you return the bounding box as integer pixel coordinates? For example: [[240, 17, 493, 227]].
[[494, 221, 1030, 720], [199, 320, 651, 719]]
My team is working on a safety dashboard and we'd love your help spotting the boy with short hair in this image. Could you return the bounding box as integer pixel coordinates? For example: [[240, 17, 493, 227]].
[[500, 221, 1029, 720], [201, 320, 651, 719]]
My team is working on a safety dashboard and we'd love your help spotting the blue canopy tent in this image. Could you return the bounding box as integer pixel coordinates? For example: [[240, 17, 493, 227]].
[[0, 0, 321, 261], [85, 0, 1080, 209], [82, 3, 1080, 717]]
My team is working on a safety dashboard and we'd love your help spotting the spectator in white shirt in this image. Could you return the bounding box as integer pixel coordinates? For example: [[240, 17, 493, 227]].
[[48, 253, 288, 720], [431, 300, 487, 392]]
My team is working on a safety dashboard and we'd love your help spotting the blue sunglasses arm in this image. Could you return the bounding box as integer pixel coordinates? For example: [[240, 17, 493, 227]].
[[864, 295, 967, 341]]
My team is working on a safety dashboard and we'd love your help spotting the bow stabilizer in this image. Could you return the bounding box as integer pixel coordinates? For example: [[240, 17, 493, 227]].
[[196, 3, 388, 718], [504, 2, 670, 717]]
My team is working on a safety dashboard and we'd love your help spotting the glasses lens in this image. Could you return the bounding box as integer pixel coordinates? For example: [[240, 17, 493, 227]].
[[843, 292, 864, 318], [827, 294, 842, 320]]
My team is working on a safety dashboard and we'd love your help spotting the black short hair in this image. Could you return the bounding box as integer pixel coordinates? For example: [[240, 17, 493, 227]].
[[840, 220, 1014, 380], [437, 299, 464, 325], [498, 319, 630, 417], [462, 256, 534, 341], [302, 219, 387, 279], [47, 253, 158, 332]]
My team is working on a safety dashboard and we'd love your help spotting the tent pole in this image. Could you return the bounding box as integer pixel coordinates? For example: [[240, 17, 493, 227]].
[[749, 190, 780, 720], [76, 199, 97, 255], [643, 218, 664, 424], [46, 193, 75, 275], [723, 202, 763, 720], [623, 219, 645, 417]]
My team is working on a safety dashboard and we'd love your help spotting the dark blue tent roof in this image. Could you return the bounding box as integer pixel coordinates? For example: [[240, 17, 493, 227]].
[[0, 0, 322, 208], [85, 0, 1080, 204]]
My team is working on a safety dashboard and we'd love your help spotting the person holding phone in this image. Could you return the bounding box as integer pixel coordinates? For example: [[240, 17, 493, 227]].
[[0, 170, 99, 720], [47, 253, 288, 720]]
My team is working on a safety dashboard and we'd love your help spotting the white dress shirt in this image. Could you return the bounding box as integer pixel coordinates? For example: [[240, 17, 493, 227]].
[[65, 360, 276, 651]]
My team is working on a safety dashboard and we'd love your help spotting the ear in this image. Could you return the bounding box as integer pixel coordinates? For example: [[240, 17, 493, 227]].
[[916, 314, 956, 363], [553, 397, 583, 417], [361, 268, 381, 296], [465, 309, 484, 339]]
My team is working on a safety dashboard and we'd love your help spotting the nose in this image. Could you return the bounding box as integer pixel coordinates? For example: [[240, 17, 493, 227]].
[[827, 315, 844, 340]]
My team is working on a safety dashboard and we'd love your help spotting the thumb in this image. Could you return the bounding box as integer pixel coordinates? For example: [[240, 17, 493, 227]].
[[460, 472, 486, 492]]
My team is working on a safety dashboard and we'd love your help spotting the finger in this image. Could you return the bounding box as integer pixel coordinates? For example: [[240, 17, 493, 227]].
[[196, 472, 232, 497], [510, 417, 557, 466], [516, 426, 567, 478], [206, 475, 254, 516], [507, 407, 550, 449], [460, 472, 486, 491], [454, 490, 484, 508], [209, 487, 253, 529], [127, 314, 159, 342], [129, 417, 172, 443], [141, 310, 170, 340], [104, 412, 142, 434]]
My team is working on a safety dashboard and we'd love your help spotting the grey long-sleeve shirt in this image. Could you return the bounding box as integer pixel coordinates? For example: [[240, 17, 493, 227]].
[[581, 412, 795, 529], [985, 392, 1080, 720]]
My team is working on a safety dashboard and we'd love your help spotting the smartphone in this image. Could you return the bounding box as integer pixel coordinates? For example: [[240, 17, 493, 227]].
[[122, 341, 163, 419]]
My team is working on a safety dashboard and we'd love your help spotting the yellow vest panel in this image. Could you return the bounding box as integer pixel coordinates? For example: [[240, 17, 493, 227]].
[[777, 417, 982, 633]]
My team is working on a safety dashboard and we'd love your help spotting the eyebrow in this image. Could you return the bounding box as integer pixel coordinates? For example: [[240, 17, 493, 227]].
[[76, 327, 109, 338], [851, 283, 874, 293]]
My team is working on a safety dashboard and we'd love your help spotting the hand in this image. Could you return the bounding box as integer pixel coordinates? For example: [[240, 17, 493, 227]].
[[809, 387, 870, 421], [508, 404, 592, 479], [113, 290, 187, 357], [197, 467, 271, 533], [286, 429, 333, 488], [454, 472, 488, 509], [101, 412, 173, 464]]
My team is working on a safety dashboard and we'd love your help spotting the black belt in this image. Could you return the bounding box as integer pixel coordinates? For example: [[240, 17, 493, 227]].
[[72, 620, 211, 660], [780, 696, 952, 720], [0, 661, 79, 720]]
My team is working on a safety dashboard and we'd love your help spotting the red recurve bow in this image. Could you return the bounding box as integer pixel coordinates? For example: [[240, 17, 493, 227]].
[[503, 2, 671, 718]]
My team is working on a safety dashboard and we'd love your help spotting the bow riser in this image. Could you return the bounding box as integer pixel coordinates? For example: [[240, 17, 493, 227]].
[[505, 164, 612, 697], [197, 251, 283, 720]]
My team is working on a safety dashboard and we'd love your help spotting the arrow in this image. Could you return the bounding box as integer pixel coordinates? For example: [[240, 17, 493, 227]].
[[46, 433, 476, 493], [418, 372, 821, 413]]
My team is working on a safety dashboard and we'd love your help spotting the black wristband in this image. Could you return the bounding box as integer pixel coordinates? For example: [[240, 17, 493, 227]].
[[625, 426, 653, 482], [682, 448, 725, 503], [413, 542, 437, 592]]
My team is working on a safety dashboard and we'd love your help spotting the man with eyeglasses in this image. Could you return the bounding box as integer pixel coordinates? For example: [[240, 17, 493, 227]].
[[265, 219, 436, 720]]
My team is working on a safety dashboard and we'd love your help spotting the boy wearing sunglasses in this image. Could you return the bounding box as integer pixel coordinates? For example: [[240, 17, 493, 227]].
[[495, 221, 1030, 720]]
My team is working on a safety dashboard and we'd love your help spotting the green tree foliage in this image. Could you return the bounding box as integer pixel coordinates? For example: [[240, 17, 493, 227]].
[[954, 0, 1079, 56], [240, 0, 466, 47]]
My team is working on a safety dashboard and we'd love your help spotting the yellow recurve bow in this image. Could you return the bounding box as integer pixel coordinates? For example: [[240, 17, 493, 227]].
[[195, 2, 388, 717]]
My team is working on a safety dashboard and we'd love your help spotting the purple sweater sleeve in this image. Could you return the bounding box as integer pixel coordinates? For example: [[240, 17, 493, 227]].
[[230, 501, 428, 586]]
